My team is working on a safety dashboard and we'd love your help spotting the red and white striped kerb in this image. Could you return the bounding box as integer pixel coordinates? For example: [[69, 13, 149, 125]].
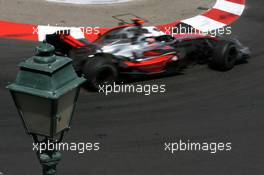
[[0, 0, 246, 41]]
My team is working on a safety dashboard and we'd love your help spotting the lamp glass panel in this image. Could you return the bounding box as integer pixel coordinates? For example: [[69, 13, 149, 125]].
[[13, 92, 52, 136], [56, 88, 78, 134]]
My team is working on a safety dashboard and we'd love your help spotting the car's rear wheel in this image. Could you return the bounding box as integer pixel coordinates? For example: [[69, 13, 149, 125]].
[[82, 55, 118, 91], [210, 41, 238, 71]]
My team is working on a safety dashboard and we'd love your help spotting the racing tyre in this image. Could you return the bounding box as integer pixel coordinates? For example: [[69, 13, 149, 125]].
[[210, 42, 238, 71], [82, 55, 118, 91]]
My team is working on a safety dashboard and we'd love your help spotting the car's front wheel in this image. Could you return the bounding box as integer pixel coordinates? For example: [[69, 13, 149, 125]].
[[210, 41, 238, 71]]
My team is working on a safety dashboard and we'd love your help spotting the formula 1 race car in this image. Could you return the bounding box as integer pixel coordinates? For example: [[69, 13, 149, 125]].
[[46, 15, 250, 90]]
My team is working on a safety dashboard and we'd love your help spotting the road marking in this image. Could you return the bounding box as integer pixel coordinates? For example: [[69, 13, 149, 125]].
[[180, 0, 246, 32], [182, 15, 226, 32], [213, 0, 245, 15]]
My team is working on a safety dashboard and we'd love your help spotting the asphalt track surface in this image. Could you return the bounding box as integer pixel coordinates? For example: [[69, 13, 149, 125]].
[[0, 0, 214, 27], [0, 1, 264, 175]]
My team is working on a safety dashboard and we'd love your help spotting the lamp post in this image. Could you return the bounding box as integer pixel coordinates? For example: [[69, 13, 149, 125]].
[[7, 43, 86, 175]]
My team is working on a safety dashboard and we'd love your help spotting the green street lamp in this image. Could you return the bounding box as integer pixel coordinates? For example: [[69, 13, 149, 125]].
[[7, 43, 86, 175]]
